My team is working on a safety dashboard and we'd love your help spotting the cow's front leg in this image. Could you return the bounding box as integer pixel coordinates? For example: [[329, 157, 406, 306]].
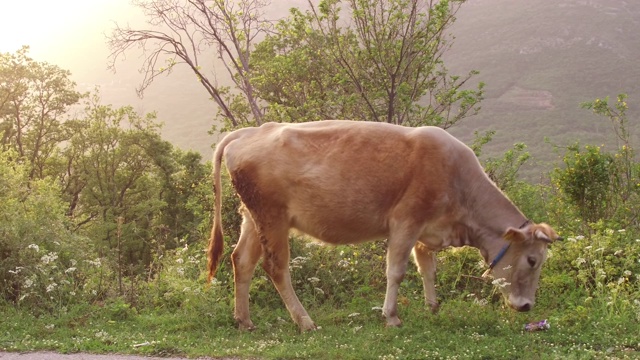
[[413, 242, 439, 313], [383, 232, 418, 327]]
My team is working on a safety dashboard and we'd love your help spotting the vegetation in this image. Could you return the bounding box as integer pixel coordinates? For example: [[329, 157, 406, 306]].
[[108, 0, 482, 131], [2, 0, 640, 358]]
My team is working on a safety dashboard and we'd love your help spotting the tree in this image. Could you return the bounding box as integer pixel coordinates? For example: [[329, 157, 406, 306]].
[[108, 0, 272, 129], [251, 0, 483, 126], [109, 0, 482, 130], [0, 47, 83, 179], [59, 95, 166, 289]]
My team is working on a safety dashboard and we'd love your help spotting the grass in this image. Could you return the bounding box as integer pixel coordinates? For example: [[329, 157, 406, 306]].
[[1, 285, 639, 359]]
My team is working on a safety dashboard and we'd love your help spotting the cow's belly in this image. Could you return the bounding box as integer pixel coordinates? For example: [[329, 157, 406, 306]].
[[289, 207, 389, 245]]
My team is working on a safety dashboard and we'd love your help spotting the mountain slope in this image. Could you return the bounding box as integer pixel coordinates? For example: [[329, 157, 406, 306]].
[[445, 0, 640, 174]]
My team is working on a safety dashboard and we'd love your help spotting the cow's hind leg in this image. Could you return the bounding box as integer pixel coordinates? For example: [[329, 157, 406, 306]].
[[383, 226, 419, 327], [258, 220, 316, 331], [412, 242, 439, 313], [231, 209, 262, 330]]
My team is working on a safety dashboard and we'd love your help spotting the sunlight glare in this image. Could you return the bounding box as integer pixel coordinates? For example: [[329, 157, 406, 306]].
[[0, 0, 112, 53]]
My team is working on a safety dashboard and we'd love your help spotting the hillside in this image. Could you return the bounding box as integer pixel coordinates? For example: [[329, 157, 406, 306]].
[[444, 0, 640, 175]]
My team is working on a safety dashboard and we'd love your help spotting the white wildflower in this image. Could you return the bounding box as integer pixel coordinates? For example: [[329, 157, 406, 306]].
[[567, 237, 577, 242], [314, 287, 324, 295], [85, 258, 102, 267], [576, 257, 586, 266], [45, 324, 55, 330], [623, 270, 632, 277], [618, 229, 626, 233], [348, 312, 361, 318], [28, 244, 40, 252], [575, 235, 585, 240], [65, 267, 77, 274], [491, 278, 511, 288], [46, 283, 58, 293], [614, 250, 624, 256], [24, 278, 34, 288], [40, 252, 58, 264], [290, 256, 309, 269], [176, 258, 184, 264], [307, 277, 320, 284]]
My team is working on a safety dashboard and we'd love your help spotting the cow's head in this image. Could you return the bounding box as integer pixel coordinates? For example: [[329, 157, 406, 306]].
[[487, 223, 560, 312]]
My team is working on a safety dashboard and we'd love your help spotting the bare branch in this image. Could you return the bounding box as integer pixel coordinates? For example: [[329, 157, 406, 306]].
[[108, 0, 273, 128]]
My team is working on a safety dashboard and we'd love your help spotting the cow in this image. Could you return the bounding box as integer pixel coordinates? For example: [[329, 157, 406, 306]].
[[206, 120, 561, 331]]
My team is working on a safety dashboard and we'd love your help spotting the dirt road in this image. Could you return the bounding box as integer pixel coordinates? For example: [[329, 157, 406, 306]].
[[0, 352, 230, 360]]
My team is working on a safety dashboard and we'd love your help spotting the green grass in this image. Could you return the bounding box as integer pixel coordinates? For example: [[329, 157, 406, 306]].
[[2, 291, 638, 359]]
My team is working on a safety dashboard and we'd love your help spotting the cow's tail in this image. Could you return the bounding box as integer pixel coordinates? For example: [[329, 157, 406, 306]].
[[207, 130, 241, 283]]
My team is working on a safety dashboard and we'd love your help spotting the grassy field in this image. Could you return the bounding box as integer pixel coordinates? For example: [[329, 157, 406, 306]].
[[1, 299, 638, 359], [1, 260, 638, 360]]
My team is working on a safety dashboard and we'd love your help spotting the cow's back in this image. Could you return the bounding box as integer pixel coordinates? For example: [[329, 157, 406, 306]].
[[223, 121, 474, 245]]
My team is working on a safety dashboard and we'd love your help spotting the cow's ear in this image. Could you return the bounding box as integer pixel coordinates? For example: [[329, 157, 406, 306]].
[[504, 227, 527, 243], [535, 229, 552, 243], [533, 223, 561, 243]]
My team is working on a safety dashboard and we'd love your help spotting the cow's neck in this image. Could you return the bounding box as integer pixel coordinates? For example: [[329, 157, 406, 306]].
[[464, 179, 528, 265]]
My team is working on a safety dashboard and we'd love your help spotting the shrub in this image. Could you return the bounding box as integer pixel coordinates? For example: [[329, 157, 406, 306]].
[[0, 150, 96, 310]]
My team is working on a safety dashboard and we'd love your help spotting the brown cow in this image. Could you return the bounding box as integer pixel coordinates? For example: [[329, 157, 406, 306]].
[[207, 120, 560, 331]]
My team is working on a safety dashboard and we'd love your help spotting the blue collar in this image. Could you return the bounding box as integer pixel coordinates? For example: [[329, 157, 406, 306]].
[[488, 244, 511, 270]]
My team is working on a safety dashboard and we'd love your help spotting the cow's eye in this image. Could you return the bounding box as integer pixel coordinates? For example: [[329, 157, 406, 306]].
[[527, 256, 537, 268]]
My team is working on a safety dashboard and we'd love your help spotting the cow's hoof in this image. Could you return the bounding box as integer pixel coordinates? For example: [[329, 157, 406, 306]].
[[299, 316, 317, 332], [385, 317, 402, 328], [430, 303, 440, 314], [236, 319, 256, 331]]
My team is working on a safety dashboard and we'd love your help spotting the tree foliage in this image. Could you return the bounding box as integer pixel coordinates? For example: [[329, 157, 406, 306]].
[[1, 48, 213, 303], [0, 46, 83, 179], [109, 0, 483, 130], [252, 0, 483, 126]]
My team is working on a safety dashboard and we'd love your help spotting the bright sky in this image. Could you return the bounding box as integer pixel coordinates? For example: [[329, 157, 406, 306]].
[[0, 0, 133, 58]]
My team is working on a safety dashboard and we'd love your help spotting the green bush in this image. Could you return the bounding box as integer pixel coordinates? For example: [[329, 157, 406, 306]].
[[0, 150, 96, 310]]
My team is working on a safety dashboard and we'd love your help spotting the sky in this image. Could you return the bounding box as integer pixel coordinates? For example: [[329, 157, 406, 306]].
[[0, 0, 222, 155], [0, 0, 143, 74]]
